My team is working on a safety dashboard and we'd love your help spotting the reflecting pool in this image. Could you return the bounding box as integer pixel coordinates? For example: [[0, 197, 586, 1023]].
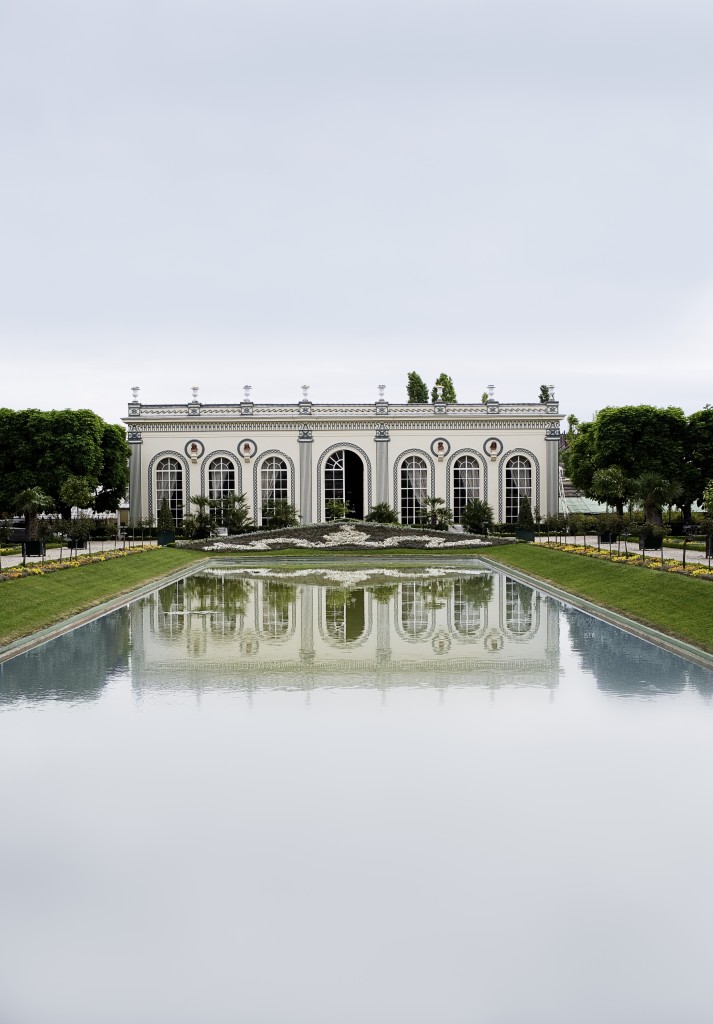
[[2, 562, 713, 1024]]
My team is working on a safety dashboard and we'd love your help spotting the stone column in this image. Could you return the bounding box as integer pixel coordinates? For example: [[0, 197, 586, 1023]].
[[374, 428, 390, 507], [545, 428, 560, 518], [128, 431, 142, 524], [300, 585, 315, 662], [376, 595, 392, 665], [298, 430, 313, 524]]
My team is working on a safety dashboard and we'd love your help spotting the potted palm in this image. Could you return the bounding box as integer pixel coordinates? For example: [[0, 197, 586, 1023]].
[[13, 487, 55, 561]]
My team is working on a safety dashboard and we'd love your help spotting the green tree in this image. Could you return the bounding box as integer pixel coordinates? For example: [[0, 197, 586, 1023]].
[[589, 466, 631, 516], [679, 407, 713, 522], [406, 372, 429, 403], [59, 475, 95, 515], [565, 406, 687, 502], [0, 409, 129, 516], [538, 385, 551, 403], [431, 373, 457, 403]]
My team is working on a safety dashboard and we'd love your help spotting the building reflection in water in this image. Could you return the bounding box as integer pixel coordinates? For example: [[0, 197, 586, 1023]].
[[129, 567, 561, 694]]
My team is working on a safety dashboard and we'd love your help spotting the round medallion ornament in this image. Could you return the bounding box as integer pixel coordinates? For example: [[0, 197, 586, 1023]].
[[430, 437, 450, 458], [184, 439, 205, 459], [238, 438, 257, 460], [484, 437, 503, 458]]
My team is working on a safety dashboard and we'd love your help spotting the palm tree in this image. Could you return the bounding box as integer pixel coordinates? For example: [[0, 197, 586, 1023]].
[[14, 487, 55, 541], [422, 497, 453, 531], [632, 472, 680, 530], [14, 487, 55, 563]]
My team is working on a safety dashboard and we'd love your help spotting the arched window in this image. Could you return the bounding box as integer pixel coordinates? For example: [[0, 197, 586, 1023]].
[[452, 456, 480, 523], [400, 582, 429, 638], [155, 457, 183, 525], [505, 456, 532, 523], [505, 580, 533, 635], [325, 450, 346, 507], [260, 457, 288, 524], [208, 457, 235, 522], [400, 455, 428, 525]]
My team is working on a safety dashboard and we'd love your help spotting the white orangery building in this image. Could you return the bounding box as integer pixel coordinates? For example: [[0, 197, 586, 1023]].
[[123, 386, 564, 527]]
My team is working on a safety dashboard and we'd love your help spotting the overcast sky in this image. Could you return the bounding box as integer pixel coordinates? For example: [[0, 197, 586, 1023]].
[[2, 0, 712, 426]]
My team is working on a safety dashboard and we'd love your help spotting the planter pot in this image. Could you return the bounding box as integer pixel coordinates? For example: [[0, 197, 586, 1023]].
[[638, 535, 662, 550], [707, 536, 713, 559], [157, 531, 176, 547], [67, 539, 87, 550], [599, 531, 619, 544], [515, 529, 535, 542], [23, 540, 45, 556]]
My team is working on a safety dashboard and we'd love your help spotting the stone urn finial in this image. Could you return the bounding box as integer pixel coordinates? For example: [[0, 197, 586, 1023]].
[[377, 384, 386, 400], [487, 384, 495, 401], [191, 385, 199, 402], [301, 384, 310, 400], [243, 385, 252, 401], [131, 386, 140, 402]]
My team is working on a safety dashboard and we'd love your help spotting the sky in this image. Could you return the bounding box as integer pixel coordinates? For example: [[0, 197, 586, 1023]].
[[1, 0, 712, 427]]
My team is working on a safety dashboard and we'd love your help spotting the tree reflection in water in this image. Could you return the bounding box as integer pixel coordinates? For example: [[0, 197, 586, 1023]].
[[325, 588, 366, 644]]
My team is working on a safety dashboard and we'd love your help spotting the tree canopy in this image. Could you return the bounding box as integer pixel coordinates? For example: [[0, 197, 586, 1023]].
[[431, 373, 457, 403], [0, 409, 130, 516], [563, 404, 713, 523], [406, 371, 429, 403]]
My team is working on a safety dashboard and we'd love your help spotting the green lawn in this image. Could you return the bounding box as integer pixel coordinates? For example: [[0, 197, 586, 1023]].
[[0, 548, 206, 647], [483, 544, 713, 653]]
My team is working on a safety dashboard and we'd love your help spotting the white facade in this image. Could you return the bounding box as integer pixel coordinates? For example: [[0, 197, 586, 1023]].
[[123, 393, 563, 526]]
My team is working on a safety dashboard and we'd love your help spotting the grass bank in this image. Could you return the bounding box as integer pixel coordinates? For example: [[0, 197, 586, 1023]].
[[483, 544, 713, 654], [0, 548, 206, 647]]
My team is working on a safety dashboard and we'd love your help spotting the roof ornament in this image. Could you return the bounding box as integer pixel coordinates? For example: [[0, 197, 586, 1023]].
[[301, 384, 310, 400], [131, 386, 140, 402], [487, 384, 495, 402], [243, 385, 252, 401], [377, 384, 386, 401], [191, 386, 199, 402]]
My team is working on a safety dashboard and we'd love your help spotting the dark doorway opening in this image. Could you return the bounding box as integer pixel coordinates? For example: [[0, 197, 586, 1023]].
[[344, 449, 364, 519], [324, 448, 365, 520]]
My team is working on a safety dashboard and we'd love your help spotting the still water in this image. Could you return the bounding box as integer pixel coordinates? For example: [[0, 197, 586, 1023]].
[[1, 562, 713, 1024]]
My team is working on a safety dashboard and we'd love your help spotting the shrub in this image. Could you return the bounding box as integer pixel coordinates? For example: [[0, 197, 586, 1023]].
[[460, 499, 495, 535], [365, 502, 399, 524], [262, 500, 299, 529], [325, 498, 351, 521]]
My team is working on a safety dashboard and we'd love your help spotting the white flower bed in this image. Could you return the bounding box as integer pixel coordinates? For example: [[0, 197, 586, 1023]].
[[203, 566, 489, 586], [201, 523, 489, 553]]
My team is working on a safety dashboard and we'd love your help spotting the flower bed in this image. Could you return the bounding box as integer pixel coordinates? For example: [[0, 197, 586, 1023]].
[[179, 521, 498, 552], [0, 546, 156, 582], [540, 542, 713, 581]]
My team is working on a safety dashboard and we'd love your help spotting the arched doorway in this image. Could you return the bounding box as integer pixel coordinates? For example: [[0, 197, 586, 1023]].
[[325, 449, 365, 519]]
